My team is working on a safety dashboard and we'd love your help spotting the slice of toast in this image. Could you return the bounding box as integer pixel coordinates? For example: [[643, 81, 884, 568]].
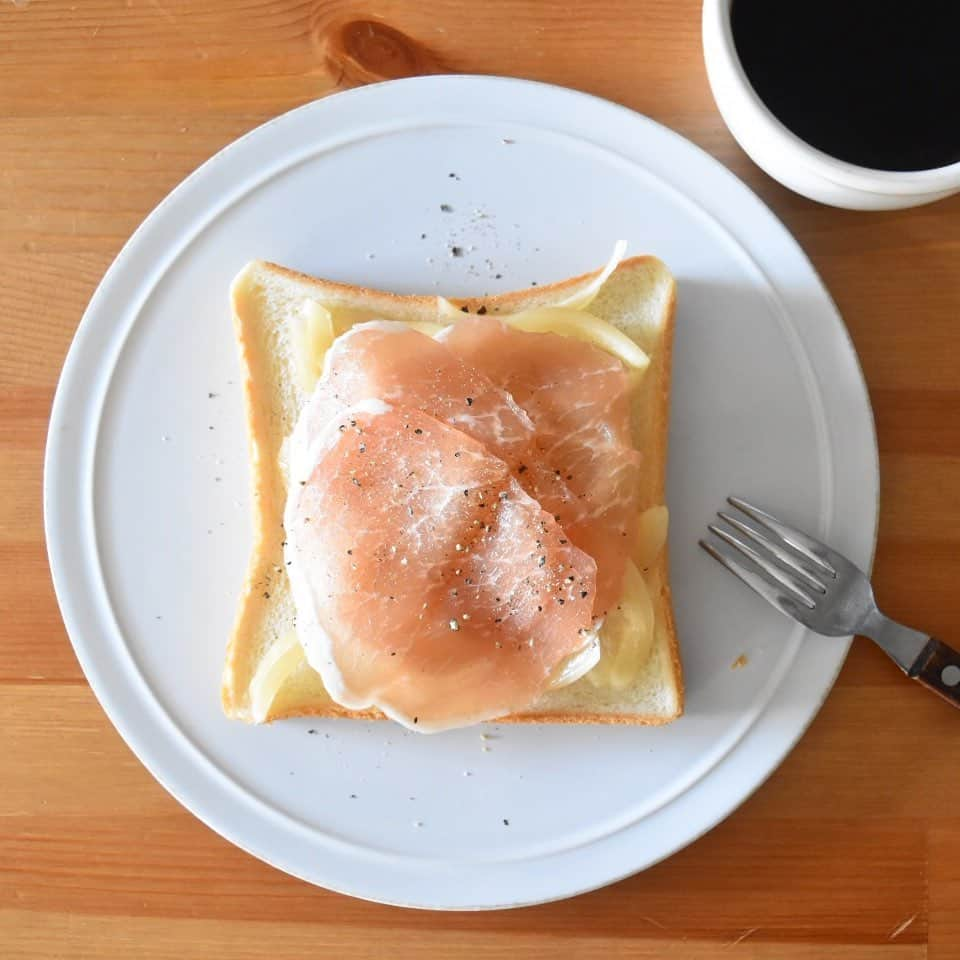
[[222, 256, 682, 725]]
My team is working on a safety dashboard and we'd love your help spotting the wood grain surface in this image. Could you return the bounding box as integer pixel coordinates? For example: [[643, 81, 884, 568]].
[[2, 1, 959, 957]]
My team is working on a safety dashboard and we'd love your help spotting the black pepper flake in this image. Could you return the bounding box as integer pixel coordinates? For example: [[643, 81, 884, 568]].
[[465, 396, 474, 406], [537, 605, 542, 612], [349, 793, 357, 799], [581, 591, 589, 598], [420, 232, 427, 239], [338, 424, 346, 432], [359, 443, 366, 453], [454, 451, 462, 458], [460, 305, 469, 313], [414, 427, 424, 435], [557, 597, 565, 605], [477, 305, 487, 316], [538, 556, 546, 567], [559, 538, 568, 545], [208, 392, 217, 399], [566, 474, 573, 480], [263, 591, 270, 599], [503, 818, 510, 826], [413, 716, 419, 724], [440, 204, 452, 212], [346, 549, 353, 555], [351, 477, 362, 487], [518, 464, 527, 474], [307, 729, 317, 735], [494, 617, 503, 624], [495, 273, 502, 279], [390, 651, 397, 656], [451, 246, 464, 257]]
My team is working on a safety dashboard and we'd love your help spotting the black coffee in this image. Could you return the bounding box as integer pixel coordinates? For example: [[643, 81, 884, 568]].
[[731, 0, 960, 172]]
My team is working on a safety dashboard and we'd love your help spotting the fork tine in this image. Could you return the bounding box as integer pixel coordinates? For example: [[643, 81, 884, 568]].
[[727, 496, 837, 576], [717, 511, 828, 593], [707, 524, 818, 608], [700, 537, 815, 620]]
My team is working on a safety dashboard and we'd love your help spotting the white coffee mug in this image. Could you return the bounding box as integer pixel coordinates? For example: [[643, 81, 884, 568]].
[[702, 0, 960, 210]]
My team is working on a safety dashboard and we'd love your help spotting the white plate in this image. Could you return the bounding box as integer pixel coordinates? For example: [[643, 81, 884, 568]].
[[45, 76, 878, 910]]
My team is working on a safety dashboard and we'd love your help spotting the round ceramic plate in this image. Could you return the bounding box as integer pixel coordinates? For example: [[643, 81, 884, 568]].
[[45, 76, 878, 909]]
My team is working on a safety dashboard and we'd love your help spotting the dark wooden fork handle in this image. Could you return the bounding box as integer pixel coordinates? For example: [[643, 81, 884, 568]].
[[907, 638, 960, 708]]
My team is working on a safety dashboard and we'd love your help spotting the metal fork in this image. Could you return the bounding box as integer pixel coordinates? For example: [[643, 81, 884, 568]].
[[701, 497, 960, 709]]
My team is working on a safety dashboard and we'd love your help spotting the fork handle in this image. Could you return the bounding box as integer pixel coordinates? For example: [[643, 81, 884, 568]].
[[907, 637, 960, 709]]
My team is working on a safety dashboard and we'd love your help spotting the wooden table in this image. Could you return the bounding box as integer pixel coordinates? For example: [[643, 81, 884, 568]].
[[3, 2, 958, 957]]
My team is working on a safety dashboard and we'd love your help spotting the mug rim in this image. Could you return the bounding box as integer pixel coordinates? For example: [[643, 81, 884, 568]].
[[703, 0, 960, 196]]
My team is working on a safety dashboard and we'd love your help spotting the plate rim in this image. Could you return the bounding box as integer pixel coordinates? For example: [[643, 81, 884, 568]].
[[44, 74, 879, 910]]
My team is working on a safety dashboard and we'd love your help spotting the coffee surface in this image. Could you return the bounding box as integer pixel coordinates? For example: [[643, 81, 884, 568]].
[[732, 0, 960, 172]]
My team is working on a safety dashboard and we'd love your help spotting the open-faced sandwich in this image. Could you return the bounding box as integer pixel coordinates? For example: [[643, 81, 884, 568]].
[[222, 246, 681, 732]]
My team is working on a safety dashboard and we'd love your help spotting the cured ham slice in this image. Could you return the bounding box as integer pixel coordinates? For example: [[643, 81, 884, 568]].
[[441, 317, 642, 614], [284, 402, 597, 732], [288, 321, 534, 485]]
